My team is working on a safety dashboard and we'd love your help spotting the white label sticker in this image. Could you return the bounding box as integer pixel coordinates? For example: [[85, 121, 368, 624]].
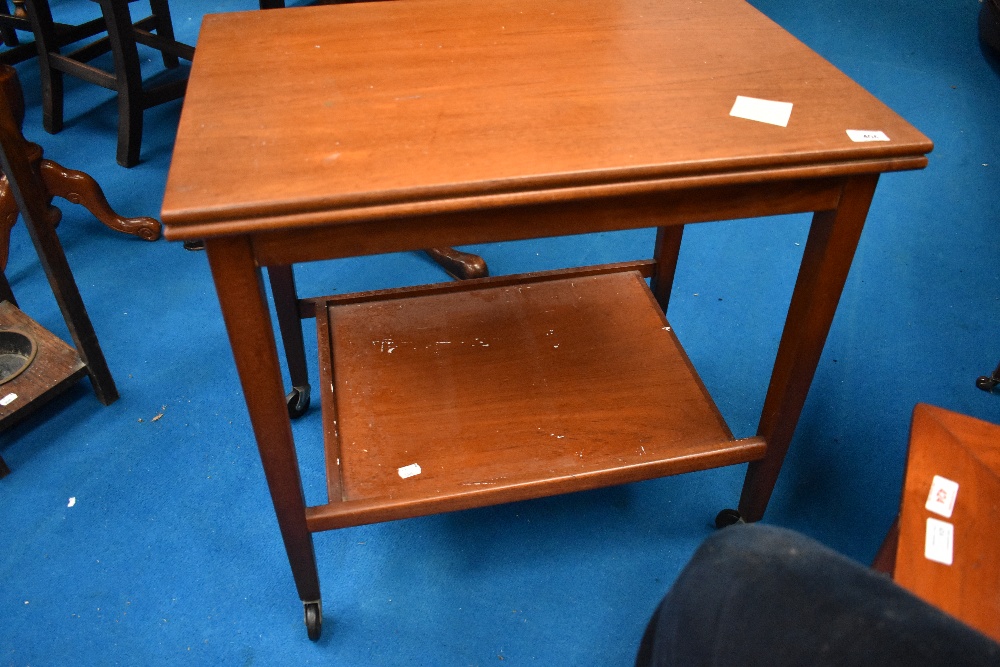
[[729, 95, 793, 127], [925, 475, 959, 518], [0, 393, 16, 406], [846, 129, 890, 142], [397, 463, 421, 479], [925, 517, 954, 565]]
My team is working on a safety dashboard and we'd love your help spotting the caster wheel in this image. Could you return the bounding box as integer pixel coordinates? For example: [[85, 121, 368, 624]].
[[304, 601, 322, 641], [286, 384, 311, 418], [976, 375, 998, 392], [715, 508, 745, 529]]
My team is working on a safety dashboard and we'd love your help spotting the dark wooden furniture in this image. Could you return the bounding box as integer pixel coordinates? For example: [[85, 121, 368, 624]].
[[0, 64, 160, 279], [2, 0, 110, 66], [0, 63, 118, 478], [161, 0, 932, 640], [874, 404, 1000, 643], [0, 0, 34, 64], [24, 0, 194, 166]]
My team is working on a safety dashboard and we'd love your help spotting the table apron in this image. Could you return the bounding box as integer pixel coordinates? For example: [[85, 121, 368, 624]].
[[249, 176, 847, 267]]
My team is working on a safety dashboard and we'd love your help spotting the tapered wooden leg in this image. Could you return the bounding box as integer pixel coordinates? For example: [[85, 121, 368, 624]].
[[268, 264, 311, 417], [650, 225, 683, 313], [0, 453, 9, 478], [738, 174, 880, 522], [205, 235, 322, 608]]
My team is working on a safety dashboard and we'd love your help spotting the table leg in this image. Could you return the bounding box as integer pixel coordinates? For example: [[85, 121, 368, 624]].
[[650, 225, 684, 313], [267, 264, 311, 417], [205, 236, 322, 618], [738, 174, 880, 522]]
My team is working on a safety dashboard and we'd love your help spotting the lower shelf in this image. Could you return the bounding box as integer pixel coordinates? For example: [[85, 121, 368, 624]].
[[307, 269, 765, 532]]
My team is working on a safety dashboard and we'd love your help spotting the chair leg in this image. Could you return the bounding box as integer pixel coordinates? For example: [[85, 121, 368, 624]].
[[1, 1, 20, 47], [23, 0, 64, 134], [147, 0, 179, 69], [95, 0, 145, 167], [0, 453, 10, 479]]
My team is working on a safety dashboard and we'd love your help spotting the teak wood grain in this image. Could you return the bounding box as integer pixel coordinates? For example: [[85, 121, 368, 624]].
[[162, 0, 930, 237], [161, 0, 932, 638], [309, 272, 764, 531]]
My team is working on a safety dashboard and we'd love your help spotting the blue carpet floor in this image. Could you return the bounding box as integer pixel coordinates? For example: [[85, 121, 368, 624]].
[[2, 0, 998, 664]]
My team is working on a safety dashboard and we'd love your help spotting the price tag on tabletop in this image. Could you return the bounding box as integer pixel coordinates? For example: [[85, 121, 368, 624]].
[[846, 129, 890, 142]]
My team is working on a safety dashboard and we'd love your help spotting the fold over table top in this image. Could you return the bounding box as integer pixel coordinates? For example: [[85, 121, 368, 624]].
[[161, 0, 932, 239]]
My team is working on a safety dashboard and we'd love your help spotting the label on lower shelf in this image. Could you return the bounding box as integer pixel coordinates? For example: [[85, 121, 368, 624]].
[[398, 463, 422, 479], [924, 517, 954, 566]]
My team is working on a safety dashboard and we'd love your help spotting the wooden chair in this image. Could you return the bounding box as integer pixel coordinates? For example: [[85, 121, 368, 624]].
[[2, 0, 110, 66], [23, 0, 194, 166], [0, 63, 119, 477]]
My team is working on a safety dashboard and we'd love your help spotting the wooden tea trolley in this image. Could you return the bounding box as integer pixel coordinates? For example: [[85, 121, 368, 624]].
[[161, 0, 932, 639]]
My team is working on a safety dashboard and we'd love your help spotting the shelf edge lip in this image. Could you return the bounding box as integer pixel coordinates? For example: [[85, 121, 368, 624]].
[[161, 155, 928, 241], [301, 260, 657, 315], [303, 436, 767, 533]]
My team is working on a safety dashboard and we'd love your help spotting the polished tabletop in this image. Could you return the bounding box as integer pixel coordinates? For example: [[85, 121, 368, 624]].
[[161, 0, 931, 238]]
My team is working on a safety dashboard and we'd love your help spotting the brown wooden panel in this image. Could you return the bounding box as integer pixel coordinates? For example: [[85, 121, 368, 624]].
[[893, 404, 1000, 643], [248, 176, 848, 266]]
